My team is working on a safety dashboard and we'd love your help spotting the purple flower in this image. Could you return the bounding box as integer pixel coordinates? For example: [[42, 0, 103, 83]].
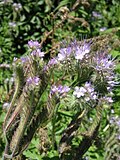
[[57, 47, 72, 61], [74, 42, 90, 60], [33, 77, 40, 85], [26, 76, 40, 86], [43, 58, 58, 71], [93, 52, 116, 91], [58, 85, 70, 94], [50, 85, 70, 96], [31, 49, 45, 58], [94, 53, 115, 72], [84, 82, 94, 93], [73, 86, 86, 98], [101, 96, 113, 103], [110, 116, 120, 129], [48, 58, 58, 66], [73, 82, 97, 102], [50, 85, 58, 94], [28, 40, 40, 49], [20, 57, 29, 63]]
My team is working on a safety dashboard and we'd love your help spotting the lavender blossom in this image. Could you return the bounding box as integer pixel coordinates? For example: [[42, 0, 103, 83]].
[[93, 52, 116, 92], [28, 40, 40, 49], [74, 42, 90, 60], [73, 86, 86, 98], [73, 82, 97, 102], [43, 58, 58, 71], [26, 76, 40, 86], [110, 116, 120, 128], [20, 57, 30, 63], [100, 96, 113, 103], [57, 47, 72, 61], [50, 85, 70, 96], [94, 53, 115, 72], [31, 49, 45, 58], [48, 58, 58, 66]]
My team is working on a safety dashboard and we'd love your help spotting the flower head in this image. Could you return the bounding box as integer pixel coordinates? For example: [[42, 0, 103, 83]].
[[50, 85, 70, 96], [73, 86, 86, 98], [73, 82, 97, 102], [57, 47, 72, 61], [31, 49, 45, 58], [20, 56, 29, 63], [28, 40, 40, 49], [48, 58, 58, 66], [93, 52, 116, 92], [74, 42, 91, 60], [26, 76, 40, 86]]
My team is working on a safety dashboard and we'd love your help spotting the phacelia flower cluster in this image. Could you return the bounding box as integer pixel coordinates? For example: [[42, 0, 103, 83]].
[[74, 42, 90, 60], [73, 82, 97, 103], [57, 47, 72, 61], [57, 41, 91, 62], [93, 52, 116, 93]]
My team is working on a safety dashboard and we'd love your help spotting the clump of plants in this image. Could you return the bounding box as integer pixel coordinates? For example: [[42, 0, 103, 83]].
[[2, 35, 119, 159]]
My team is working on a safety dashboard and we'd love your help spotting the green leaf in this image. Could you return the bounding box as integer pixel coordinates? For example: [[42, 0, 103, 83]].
[[54, 0, 70, 11]]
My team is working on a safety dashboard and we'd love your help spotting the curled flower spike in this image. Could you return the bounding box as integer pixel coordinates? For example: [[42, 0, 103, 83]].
[[93, 52, 116, 92], [100, 96, 113, 103], [94, 54, 115, 72]]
